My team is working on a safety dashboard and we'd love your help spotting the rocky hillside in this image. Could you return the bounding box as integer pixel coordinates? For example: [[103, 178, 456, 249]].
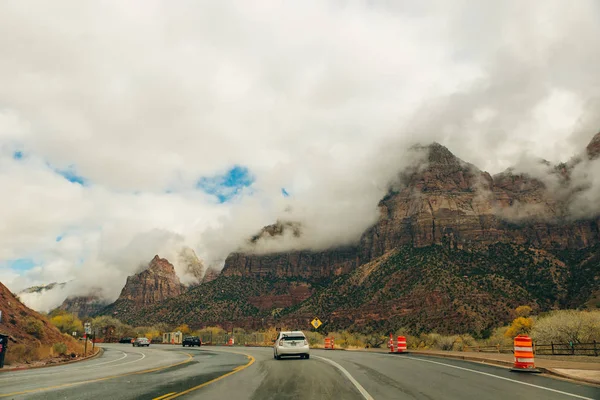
[[97, 255, 184, 317], [0, 282, 83, 363], [59, 295, 109, 319], [102, 133, 600, 334]]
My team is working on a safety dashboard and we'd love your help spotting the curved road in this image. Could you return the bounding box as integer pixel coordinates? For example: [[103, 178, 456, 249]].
[[0, 344, 598, 399]]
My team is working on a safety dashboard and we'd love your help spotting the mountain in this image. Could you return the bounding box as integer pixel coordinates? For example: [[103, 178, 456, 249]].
[[97, 255, 184, 317], [19, 282, 67, 295], [59, 294, 109, 319], [102, 133, 600, 334]]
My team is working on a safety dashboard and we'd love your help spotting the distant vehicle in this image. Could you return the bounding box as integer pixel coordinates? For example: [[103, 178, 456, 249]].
[[182, 336, 201, 347], [119, 337, 133, 344], [132, 337, 150, 347], [273, 331, 309, 359]]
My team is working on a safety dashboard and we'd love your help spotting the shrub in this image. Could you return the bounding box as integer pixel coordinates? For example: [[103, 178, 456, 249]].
[[4, 344, 38, 364], [53, 343, 68, 356], [531, 310, 600, 344], [437, 335, 458, 350], [24, 317, 45, 339]]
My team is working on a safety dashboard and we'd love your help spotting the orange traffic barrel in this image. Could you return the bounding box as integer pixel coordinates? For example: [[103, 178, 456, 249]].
[[388, 334, 395, 353], [396, 336, 407, 353], [510, 335, 540, 373], [324, 337, 335, 350]]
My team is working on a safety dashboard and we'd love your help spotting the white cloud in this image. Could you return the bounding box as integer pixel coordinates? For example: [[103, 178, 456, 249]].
[[0, 0, 599, 308]]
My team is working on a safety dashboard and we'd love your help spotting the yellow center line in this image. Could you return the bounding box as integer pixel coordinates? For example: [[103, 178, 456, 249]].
[[163, 353, 256, 400], [153, 392, 177, 400], [0, 352, 193, 398]]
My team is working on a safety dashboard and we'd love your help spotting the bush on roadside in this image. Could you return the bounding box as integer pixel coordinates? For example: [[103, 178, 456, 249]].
[[4, 344, 38, 364], [531, 310, 600, 344], [53, 342, 68, 356]]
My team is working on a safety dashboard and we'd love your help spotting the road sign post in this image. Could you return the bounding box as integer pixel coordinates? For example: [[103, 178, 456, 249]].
[[311, 318, 322, 330], [84, 322, 91, 356]]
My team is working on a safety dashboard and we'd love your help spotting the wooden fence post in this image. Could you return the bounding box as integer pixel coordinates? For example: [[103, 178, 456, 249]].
[[551, 342, 554, 355]]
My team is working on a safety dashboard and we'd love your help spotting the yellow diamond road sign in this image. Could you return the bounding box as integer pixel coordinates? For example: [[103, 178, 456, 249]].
[[311, 318, 322, 329]]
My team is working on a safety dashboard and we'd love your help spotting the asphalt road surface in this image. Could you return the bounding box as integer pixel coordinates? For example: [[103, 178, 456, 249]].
[[0, 344, 598, 399]]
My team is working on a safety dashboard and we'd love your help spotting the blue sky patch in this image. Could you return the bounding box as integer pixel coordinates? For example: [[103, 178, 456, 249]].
[[197, 165, 254, 203], [56, 166, 88, 186], [7, 258, 36, 271], [56, 235, 63, 242], [13, 151, 23, 160]]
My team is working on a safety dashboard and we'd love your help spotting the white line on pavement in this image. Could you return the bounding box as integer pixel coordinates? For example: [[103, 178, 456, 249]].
[[314, 355, 374, 400], [77, 350, 128, 369], [399, 355, 594, 400], [112, 350, 146, 367]]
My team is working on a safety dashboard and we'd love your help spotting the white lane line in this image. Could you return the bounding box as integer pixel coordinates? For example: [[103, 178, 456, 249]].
[[77, 350, 128, 369], [397, 355, 594, 400], [112, 350, 146, 367], [314, 355, 374, 400]]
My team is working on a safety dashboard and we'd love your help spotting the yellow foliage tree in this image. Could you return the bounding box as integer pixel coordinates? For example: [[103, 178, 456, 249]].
[[50, 313, 83, 335], [175, 324, 191, 335], [504, 317, 534, 338]]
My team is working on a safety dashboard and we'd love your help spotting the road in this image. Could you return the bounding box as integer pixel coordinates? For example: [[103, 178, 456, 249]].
[[0, 344, 597, 399]]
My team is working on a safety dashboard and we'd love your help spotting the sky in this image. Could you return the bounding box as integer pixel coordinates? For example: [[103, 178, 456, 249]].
[[1, 0, 600, 311]]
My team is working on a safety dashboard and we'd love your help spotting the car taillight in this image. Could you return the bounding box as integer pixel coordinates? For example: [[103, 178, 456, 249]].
[[304, 339, 308, 346], [279, 339, 284, 346]]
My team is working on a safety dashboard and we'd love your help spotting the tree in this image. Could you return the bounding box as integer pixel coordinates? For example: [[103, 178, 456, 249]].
[[50, 313, 83, 335], [175, 324, 191, 335], [531, 310, 600, 344], [504, 317, 534, 338]]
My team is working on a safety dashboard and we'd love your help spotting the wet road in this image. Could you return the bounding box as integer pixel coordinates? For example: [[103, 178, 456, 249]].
[[0, 344, 598, 399]]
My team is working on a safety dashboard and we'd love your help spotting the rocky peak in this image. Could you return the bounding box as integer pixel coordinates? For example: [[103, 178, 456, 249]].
[[117, 255, 184, 306], [426, 142, 463, 166], [586, 131, 600, 160], [249, 220, 302, 244]]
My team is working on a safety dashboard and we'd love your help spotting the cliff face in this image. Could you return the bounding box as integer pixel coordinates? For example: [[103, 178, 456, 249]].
[[59, 295, 108, 318], [224, 137, 600, 278], [222, 246, 359, 279], [118, 255, 184, 305]]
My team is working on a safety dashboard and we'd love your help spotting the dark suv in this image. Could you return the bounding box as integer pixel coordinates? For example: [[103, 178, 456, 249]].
[[182, 336, 201, 347]]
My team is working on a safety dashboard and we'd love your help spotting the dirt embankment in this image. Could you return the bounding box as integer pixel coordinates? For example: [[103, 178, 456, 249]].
[[0, 282, 85, 366]]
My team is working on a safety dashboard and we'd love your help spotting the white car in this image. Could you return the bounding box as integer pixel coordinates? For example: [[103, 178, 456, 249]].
[[273, 331, 310, 359], [133, 337, 150, 347]]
